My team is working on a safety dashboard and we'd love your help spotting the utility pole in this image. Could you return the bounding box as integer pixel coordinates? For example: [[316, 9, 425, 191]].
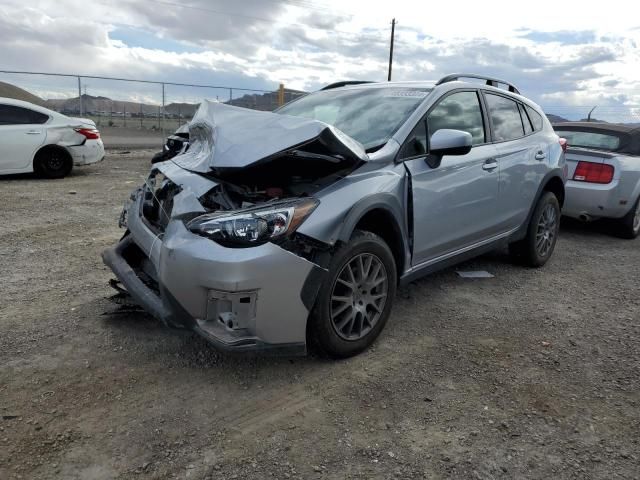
[[161, 83, 165, 139], [278, 83, 285, 107], [77, 76, 83, 116], [388, 18, 396, 82]]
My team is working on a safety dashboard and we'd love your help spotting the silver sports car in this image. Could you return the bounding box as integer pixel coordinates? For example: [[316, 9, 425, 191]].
[[554, 122, 640, 238]]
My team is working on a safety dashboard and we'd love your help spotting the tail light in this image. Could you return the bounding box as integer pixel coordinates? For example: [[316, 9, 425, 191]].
[[573, 161, 614, 184], [75, 127, 100, 140], [559, 137, 568, 153]]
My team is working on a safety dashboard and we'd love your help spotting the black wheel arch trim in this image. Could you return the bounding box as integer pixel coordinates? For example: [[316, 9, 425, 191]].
[[335, 193, 411, 275], [34, 144, 73, 169], [510, 169, 565, 243]]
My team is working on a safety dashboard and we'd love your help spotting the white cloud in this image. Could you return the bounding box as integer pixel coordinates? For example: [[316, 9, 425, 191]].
[[1, 0, 639, 121]]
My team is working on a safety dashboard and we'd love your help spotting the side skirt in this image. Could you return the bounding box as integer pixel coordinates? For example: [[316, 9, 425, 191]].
[[399, 228, 517, 286]]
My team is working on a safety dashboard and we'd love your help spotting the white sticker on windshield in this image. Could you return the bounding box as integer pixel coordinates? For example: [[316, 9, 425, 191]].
[[383, 90, 430, 98]]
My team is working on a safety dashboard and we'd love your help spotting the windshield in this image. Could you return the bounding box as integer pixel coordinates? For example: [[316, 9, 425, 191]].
[[277, 87, 431, 150], [555, 130, 622, 151]]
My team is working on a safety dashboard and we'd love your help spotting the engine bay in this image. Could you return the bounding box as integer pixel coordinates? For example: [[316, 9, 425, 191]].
[[199, 145, 359, 211]]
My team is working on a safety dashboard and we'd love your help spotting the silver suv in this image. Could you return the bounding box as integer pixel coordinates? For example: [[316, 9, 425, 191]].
[[103, 74, 566, 358]]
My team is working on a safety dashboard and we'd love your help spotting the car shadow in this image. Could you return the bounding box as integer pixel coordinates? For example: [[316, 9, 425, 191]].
[[0, 168, 93, 181], [560, 215, 620, 238], [0, 172, 40, 181], [96, 294, 325, 369]]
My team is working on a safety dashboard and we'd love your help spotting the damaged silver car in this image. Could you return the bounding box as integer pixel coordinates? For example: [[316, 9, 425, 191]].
[[103, 74, 566, 358]]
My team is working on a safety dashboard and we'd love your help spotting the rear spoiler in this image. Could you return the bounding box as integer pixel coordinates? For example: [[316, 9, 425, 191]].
[[565, 147, 619, 159]]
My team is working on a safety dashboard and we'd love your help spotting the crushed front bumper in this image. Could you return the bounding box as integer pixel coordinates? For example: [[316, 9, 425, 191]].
[[102, 191, 322, 355]]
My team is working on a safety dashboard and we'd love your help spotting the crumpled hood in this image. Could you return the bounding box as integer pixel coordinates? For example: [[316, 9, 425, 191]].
[[171, 100, 368, 173]]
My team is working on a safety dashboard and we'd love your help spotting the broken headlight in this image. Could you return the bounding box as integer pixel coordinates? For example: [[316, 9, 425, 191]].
[[187, 198, 319, 247]]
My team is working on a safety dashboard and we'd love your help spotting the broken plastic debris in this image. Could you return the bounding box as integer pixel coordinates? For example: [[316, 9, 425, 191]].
[[456, 270, 495, 278]]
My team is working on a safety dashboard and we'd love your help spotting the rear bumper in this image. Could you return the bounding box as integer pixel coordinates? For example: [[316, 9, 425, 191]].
[[69, 139, 105, 166], [102, 193, 319, 355], [563, 179, 630, 220]]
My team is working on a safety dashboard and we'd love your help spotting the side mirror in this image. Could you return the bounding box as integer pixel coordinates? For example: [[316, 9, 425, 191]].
[[425, 129, 473, 168], [430, 129, 473, 156]]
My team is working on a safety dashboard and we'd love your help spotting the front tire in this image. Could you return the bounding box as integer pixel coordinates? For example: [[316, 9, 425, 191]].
[[35, 147, 73, 179], [616, 197, 640, 239], [308, 230, 397, 359], [509, 191, 560, 267]]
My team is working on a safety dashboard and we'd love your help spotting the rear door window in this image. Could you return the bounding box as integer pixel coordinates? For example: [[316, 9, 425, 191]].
[[554, 130, 621, 151], [0, 105, 49, 125], [485, 93, 525, 142]]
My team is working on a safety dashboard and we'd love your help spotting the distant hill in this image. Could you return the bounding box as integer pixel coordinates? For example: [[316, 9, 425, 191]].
[[45, 94, 168, 115], [0, 81, 305, 116], [546, 113, 569, 124], [0, 81, 46, 106], [578, 117, 607, 123], [164, 102, 199, 117], [228, 89, 305, 111]]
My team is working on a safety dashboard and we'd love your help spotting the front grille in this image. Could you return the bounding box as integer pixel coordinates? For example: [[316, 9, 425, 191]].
[[141, 172, 181, 232]]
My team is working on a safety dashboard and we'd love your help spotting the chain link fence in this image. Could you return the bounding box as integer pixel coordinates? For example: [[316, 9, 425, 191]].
[[1, 70, 639, 140], [0, 70, 307, 139]]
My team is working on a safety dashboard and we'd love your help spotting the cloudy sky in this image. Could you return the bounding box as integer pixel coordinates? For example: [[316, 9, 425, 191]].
[[1, 0, 639, 120]]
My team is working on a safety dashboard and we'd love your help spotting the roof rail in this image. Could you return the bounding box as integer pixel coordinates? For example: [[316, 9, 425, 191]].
[[319, 80, 375, 91], [436, 73, 520, 94]]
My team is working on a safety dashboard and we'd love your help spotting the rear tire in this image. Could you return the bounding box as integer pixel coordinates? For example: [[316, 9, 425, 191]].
[[616, 197, 640, 239], [308, 230, 397, 359], [35, 147, 73, 179], [509, 191, 560, 267]]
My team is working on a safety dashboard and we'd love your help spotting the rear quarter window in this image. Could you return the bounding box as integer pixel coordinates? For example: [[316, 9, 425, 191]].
[[0, 104, 49, 125], [524, 104, 544, 131]]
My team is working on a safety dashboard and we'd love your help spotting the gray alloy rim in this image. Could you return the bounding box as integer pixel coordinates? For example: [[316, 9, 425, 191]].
[[47, 154, 64, 171], [633, 201, 640, 232], [536, 203, 558, 257], [330, 253, 388, 341]]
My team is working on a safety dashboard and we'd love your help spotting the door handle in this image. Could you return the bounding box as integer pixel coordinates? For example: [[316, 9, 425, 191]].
[[26, 130, 41, 135], [535, 151, 546, 160], [482, 159, 498, 171]]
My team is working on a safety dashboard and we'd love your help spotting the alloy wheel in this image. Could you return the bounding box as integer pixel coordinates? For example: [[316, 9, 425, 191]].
[[330, 253, 388, 341], [47, 154, 64, 171], [536, 203, 558, 257]]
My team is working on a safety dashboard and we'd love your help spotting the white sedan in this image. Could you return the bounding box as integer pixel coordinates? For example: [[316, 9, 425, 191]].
[[0, 97, 104, 178]]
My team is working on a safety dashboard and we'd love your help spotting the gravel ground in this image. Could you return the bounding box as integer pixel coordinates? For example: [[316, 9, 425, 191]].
[[1, 151, 639, 480]]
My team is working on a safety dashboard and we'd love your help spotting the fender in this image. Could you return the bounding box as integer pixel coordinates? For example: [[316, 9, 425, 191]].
[[510, 168, 565, 243], [336, 192, 412, 273]]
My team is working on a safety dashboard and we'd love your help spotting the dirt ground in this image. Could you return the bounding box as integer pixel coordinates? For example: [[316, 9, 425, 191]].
[[1, 152, 639, 480]]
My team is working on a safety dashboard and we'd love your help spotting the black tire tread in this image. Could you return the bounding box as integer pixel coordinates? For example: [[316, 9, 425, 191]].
[[509, 191, 560, 268], [308, 230, 397, 359], [34, 147, 73, 179], [615, 197, 640, 239]]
